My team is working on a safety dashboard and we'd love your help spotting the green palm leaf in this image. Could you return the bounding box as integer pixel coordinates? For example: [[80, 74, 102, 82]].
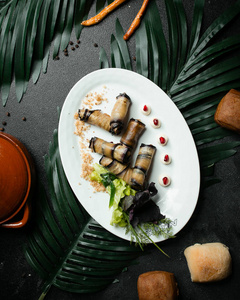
[[165, 0, 182, 85], [99, 47, 109, 69], [25, 128, 142, 298], [188, 0, 205, 56], [136, 21, 148, 78], [0, 0, 94, 105], [0, 1, 7, 9], [144, 1, 168, 89]]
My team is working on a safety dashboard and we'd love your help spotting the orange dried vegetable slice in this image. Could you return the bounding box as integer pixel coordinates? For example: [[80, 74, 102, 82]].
[[81, 0, 128, 26]]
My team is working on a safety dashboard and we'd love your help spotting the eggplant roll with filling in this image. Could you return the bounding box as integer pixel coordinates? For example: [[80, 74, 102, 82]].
[[99, 156, 133, 186], [120, 118, 145, 149], [78, 108, 111, 132], [89, 137, 131, 164], [110, 93, 131, 135], [131, 144, 156, 190]]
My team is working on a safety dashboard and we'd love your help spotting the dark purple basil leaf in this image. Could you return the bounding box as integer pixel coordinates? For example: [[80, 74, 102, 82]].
[[131, 216, 140, 228], [133, 182, 158, 209], [124, 182, 162, 227], [133, 190, 151, 208], [130, 200, 165, 227], [129, 208, 134, 222], [148, 182, 158, 197], [122, 195, 135, 211]]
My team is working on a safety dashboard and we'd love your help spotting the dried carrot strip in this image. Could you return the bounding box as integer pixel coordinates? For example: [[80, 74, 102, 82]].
[[81, 0, 128, 26], [123, 0, 151, 40]]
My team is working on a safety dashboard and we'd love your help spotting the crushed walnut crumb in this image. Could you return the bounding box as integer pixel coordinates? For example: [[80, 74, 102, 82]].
[[80, 152, 94, 180], [74, 89, 109, 193], [74, 113, 90, 139], [82, 91, 108, 109]]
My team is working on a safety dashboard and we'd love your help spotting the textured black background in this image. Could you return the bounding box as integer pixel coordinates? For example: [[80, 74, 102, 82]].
[[0, 1, 240, 299]]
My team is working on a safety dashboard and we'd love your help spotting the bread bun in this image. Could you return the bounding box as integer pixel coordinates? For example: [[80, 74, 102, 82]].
[[137, 270, 179, 300], [184, 242, 232, 282], [214, 89, 240, 133]]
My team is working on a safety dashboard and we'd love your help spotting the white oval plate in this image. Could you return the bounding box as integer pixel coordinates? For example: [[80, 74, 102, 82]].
[[59, 68, 200, 243]]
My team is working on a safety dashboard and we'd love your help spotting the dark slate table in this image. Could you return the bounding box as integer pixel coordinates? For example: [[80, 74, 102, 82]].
[[0, 1, 240, 299]]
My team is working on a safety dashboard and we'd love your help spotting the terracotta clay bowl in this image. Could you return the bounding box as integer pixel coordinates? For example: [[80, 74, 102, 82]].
[[0, 132, 35, 228]]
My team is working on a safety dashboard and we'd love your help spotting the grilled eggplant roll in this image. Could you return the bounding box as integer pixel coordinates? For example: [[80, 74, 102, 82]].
[[110, 93, 131, 135], [89, 137, 131, 164], [131, 143, 156, 190], [78, 108, 111, 132], [120, 118, 145, 149], [99, 156, 133, 186]]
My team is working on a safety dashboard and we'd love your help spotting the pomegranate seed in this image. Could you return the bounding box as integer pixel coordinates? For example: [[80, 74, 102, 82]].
[[160, 137, 165, 144], [164, 154, 169, 162], [163, 177, 168, 185], [143, 105, 148, 112], [153, 118, 159, 126]]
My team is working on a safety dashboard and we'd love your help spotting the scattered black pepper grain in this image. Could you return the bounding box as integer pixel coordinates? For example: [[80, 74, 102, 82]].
[[77, 40, 80, 44], [75, 44, 79, 48], [6, 112, 10, 116], [64, 52, 68, 56], [69, 41, 73, 45], [22, 117, 26, 121], [2, 121, 6, 126], [94, 43, 98, 47], [55, 56, 60, 60], [0, 128, 4, 131], [71, 47, 75, 51], [64, 48, 68, 52], [133, 56, 136, 61]]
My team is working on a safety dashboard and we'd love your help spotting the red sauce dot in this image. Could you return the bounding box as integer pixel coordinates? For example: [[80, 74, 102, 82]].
[[164, 154, 169, 162], [163, 177, 168, 185], [143, 105, 148, 112], [153, 118, 159, 126], [160, 137, 165, 144]]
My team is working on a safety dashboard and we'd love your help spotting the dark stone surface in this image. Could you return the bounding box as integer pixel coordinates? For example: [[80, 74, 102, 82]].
[[0, 1, 240, 299]]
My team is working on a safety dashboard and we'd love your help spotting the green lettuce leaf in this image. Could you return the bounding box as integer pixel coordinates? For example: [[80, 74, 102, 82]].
[[90, 164, 136, 225]]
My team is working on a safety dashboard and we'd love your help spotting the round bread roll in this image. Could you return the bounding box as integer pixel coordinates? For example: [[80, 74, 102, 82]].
[[184, 242, 232, 282], [137, 271, 179, 300]]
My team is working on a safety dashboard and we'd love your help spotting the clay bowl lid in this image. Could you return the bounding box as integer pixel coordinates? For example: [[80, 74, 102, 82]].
[[0, 132, 33, 224]]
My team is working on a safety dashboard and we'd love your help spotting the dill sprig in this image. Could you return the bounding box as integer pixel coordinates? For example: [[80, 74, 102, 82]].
[[137, 225, 170, 257], [142, 219, 175, 240], [123, 212, 174, 256], [123, 211, 145, 251]]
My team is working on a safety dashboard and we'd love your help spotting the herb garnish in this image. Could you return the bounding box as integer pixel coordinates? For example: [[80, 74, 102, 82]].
[[100, 173, 117, 207], [91, 163, 175, 254], [123, 210, 174, 255]]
